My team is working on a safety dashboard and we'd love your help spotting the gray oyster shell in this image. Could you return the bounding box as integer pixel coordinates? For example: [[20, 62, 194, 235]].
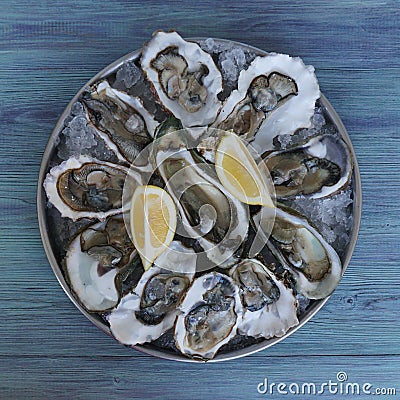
[[152, 118, 249, 270], [108, 242, 196, 345], [174, 272, 242, 360], [230, 258, 298, 339]]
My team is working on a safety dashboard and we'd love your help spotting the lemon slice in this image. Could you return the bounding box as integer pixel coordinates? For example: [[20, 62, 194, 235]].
[[130, 185, 177, 270], [215, 132, 275, 207]]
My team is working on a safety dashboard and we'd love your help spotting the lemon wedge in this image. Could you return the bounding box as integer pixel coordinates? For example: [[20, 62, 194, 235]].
[[215, 132, 275, 207], [130, 185, 177, 270]]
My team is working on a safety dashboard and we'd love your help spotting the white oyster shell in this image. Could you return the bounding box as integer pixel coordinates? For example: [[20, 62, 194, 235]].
[[44, 156, 141, 221], [214, 53, 319, 151], [256, 206, 343, 299], [154, 240, 198, 274], [108, 242, 196, 345], [65, 218, 138, 312], [66, 231, 118, 311], [141, 31, 222, 127], [230, 259, 298, 339], [263, 134, 353, 199], [175, 272, 242, 360]]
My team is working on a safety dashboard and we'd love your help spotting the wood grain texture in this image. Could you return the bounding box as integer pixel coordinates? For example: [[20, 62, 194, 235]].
[[1, 0, 399, 398]]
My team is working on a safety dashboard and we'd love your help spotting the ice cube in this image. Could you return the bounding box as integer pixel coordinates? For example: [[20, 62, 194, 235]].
[[218, 46, 248, 84], [312, 112, 326, 131], [115, 61, 142, 90], [71, 101, 84, 116], [202, 38, 218, 53], [221, 58, 237, 84], [230, 47, 246, 69], [276, 134, 293, 150], [70, 116, 87, 131]]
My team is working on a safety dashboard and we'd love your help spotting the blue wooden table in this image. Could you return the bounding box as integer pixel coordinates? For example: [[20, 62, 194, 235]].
[[1, 1, 399, 399]]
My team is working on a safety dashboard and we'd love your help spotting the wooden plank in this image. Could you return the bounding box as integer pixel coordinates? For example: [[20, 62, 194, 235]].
[[0, 355, 399, 399]]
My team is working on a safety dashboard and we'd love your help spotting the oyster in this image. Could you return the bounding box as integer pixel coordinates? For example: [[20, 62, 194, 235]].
[[108, 241, 196, 345], [255, 206, 342, 299], [65, 215, 142, 312], [213, 53, 319, 150], [230, 259, 298, 339], [263, 134, 353, 199], [44, 156, 141, 220], [141, 31, 222, 127], [83, 80, 158, 163], [152, 118, 249, 269], [175, 272, 242, 360]]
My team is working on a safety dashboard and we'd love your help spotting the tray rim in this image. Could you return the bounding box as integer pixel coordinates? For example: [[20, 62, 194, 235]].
[[37, 37, 362, 363]]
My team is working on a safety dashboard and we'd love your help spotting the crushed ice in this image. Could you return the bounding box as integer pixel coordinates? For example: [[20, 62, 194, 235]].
[[57, 102, 97, 160], [287, 186, 354, 255], [219, 47, 249, 84], [201, 38, 224, 53], [57, 101, 117, 162], [114, 61, 142, 90], [200, 38, 256, 85]]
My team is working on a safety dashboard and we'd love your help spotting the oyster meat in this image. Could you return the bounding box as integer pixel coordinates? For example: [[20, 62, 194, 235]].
[[108, 241, 196, 345], [263, 134, 352, 199], [213, 53, 319, 151], [175, 272, 242, 360], [65, 215, 141, 312], [83, 80, 158, 163], [255, 206, 342, 299], [152, 118, 249, 269], [44, 156, 141, 220], [230, 259, 298, 339], [141, 31, 222, 127]]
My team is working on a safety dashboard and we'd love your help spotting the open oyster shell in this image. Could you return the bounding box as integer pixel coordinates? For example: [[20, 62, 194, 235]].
[[230, 258, 298, 339], [263, 134, 353, 199], [44, 156, 142, 221], [108, 241, 196, 345], [141, 31, 223, 128], [213, 53, 319, 151], [64, 215, 142, 312], [152, 118, 249, 269], [83, 80, 158, 163], [174, 272, 242, 360], [255, 206, 343, 299]]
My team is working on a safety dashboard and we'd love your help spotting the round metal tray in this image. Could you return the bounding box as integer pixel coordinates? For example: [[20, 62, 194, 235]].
[[37, 38, 362, 362]]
